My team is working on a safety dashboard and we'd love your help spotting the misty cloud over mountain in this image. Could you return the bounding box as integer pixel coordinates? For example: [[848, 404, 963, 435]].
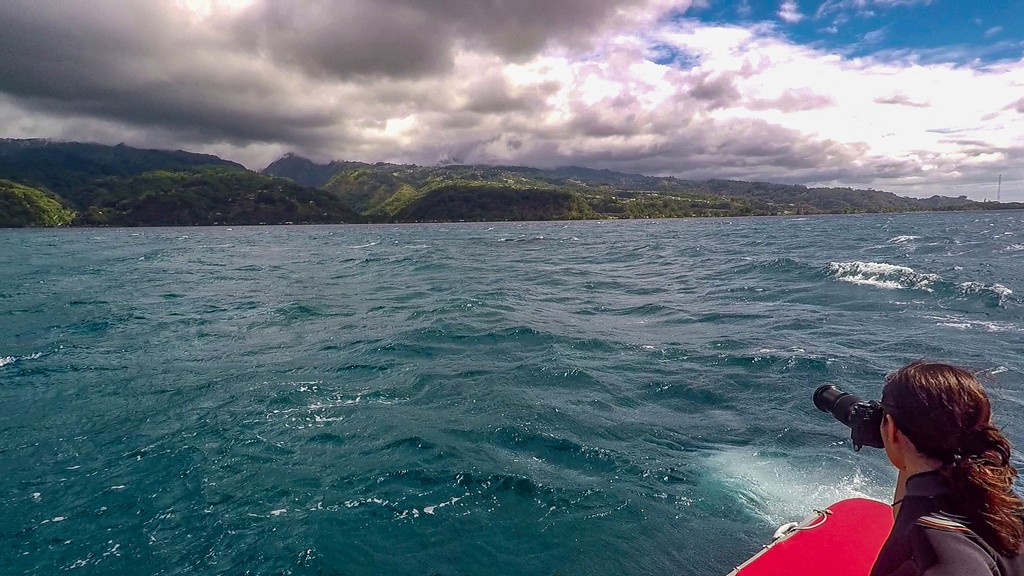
[[1, 0, 1021, 200]]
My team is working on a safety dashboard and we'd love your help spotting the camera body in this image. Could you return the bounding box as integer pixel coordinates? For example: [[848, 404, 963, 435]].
[[813, 385, 885, 451]]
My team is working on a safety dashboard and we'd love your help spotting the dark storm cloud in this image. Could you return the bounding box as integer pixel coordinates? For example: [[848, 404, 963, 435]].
[[228, 2, 454, 79], [0, 0, 658, 150], [229, 0, 659, 79], [1, 0, 1019, 200], [461, 75, 557, 115], [0, 1, 340, 147], [432, 113, 869, 189], [567, 97, 649, 138], [687, 72, 743, 109]]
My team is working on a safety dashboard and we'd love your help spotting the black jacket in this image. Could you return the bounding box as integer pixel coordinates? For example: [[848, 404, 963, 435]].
[[870, 471, 1024, 576]]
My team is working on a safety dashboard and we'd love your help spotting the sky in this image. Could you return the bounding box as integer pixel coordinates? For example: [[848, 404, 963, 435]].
[[1, 0, 1023, 200]]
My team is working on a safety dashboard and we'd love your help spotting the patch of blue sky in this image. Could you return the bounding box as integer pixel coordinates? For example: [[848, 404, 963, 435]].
[[683, 1, 1023, 65], [648, 42, 701, 68]]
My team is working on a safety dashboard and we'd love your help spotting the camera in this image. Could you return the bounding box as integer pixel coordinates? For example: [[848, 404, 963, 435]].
[[813, 385, 884, 451]]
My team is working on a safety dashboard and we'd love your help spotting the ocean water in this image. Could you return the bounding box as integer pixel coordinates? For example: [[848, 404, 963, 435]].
[[2, 211, 1023, 575]]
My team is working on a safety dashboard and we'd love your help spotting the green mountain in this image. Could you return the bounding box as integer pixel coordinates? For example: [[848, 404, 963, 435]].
[[324, 166, 604, 222], [0, 178, 76, 227], [1, 140, 1018, 227], [260, 154, 368, 189], [264, 155, 1024, 222], [0, 141, 363, 227], [390, 182, 597, 222], [76, 168, 363, 226], [0, 139, 244, 209]]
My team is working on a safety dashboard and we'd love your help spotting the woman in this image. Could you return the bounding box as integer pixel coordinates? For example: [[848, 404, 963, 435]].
[[871, 360, 1024, 575]]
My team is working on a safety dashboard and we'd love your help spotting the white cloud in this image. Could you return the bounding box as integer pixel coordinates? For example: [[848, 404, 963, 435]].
[[862, 28, 887, 44], [984, 26, 1004, 39], [815, 0, 931, 21], [871, 0, 932, 7], [631, 19, 1024, 198], [0, 0, 1022, 201], [737, 0, 754, 18], [778, 0, 805, 23]]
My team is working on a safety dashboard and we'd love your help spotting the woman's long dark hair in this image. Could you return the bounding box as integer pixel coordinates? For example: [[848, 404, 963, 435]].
[[883, 360, 1023, 556]]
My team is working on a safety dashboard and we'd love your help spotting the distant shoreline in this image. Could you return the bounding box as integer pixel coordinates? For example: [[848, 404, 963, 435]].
[[6, 206, 1024, 231], [3, 140, 1022, 228]]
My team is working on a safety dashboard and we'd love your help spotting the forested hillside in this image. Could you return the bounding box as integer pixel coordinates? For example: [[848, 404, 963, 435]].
[[76, 168, 363, 226], [0, 141, 363, 226], [0, 179, 76, 227], [264, 155, 1023, 222], [1, 140, 1019, 227]]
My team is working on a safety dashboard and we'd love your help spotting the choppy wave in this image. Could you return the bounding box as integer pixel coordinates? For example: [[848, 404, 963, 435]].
[[0, 351, 43, 368], [959, 281, 1013, 301], [3, 213, 1023, 576], [828, 261, 940, 291], [926, 314, 1023, 333], [826, 261, 1017, 306]]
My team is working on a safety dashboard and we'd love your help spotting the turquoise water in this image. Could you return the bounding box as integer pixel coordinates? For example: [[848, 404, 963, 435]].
[[2, 212, 1023, 575]]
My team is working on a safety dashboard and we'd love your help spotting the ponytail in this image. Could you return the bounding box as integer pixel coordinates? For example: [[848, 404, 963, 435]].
[[941, 424, 1024, 557]]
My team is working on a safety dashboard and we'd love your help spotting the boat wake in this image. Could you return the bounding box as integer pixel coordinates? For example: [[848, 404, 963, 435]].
[[705, 447, 888, 526]]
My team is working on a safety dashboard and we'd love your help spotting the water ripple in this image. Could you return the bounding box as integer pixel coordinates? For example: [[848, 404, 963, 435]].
[[1, 215, 1022, 575]]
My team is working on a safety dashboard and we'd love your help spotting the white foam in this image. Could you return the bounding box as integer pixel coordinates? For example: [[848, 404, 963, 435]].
[[0, 352, 43, 368], [344, 497, 391, 509], [396, 493, 469, 520], [926, 314, 1022, 333], [270, 509, 287, 516], [887, 235, 921, 243], [423, 495, 465, 515], [828, 261, 939, 291], [705, 447, 888, 526], [959, 282, 1013, 300], [937, 321, 973, 330], [1006, 244, 1024, 252]]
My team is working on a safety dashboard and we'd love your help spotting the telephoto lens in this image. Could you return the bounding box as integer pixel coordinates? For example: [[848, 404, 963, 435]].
[[813, 385, 885, 451], [814, 385, 862, 426]]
